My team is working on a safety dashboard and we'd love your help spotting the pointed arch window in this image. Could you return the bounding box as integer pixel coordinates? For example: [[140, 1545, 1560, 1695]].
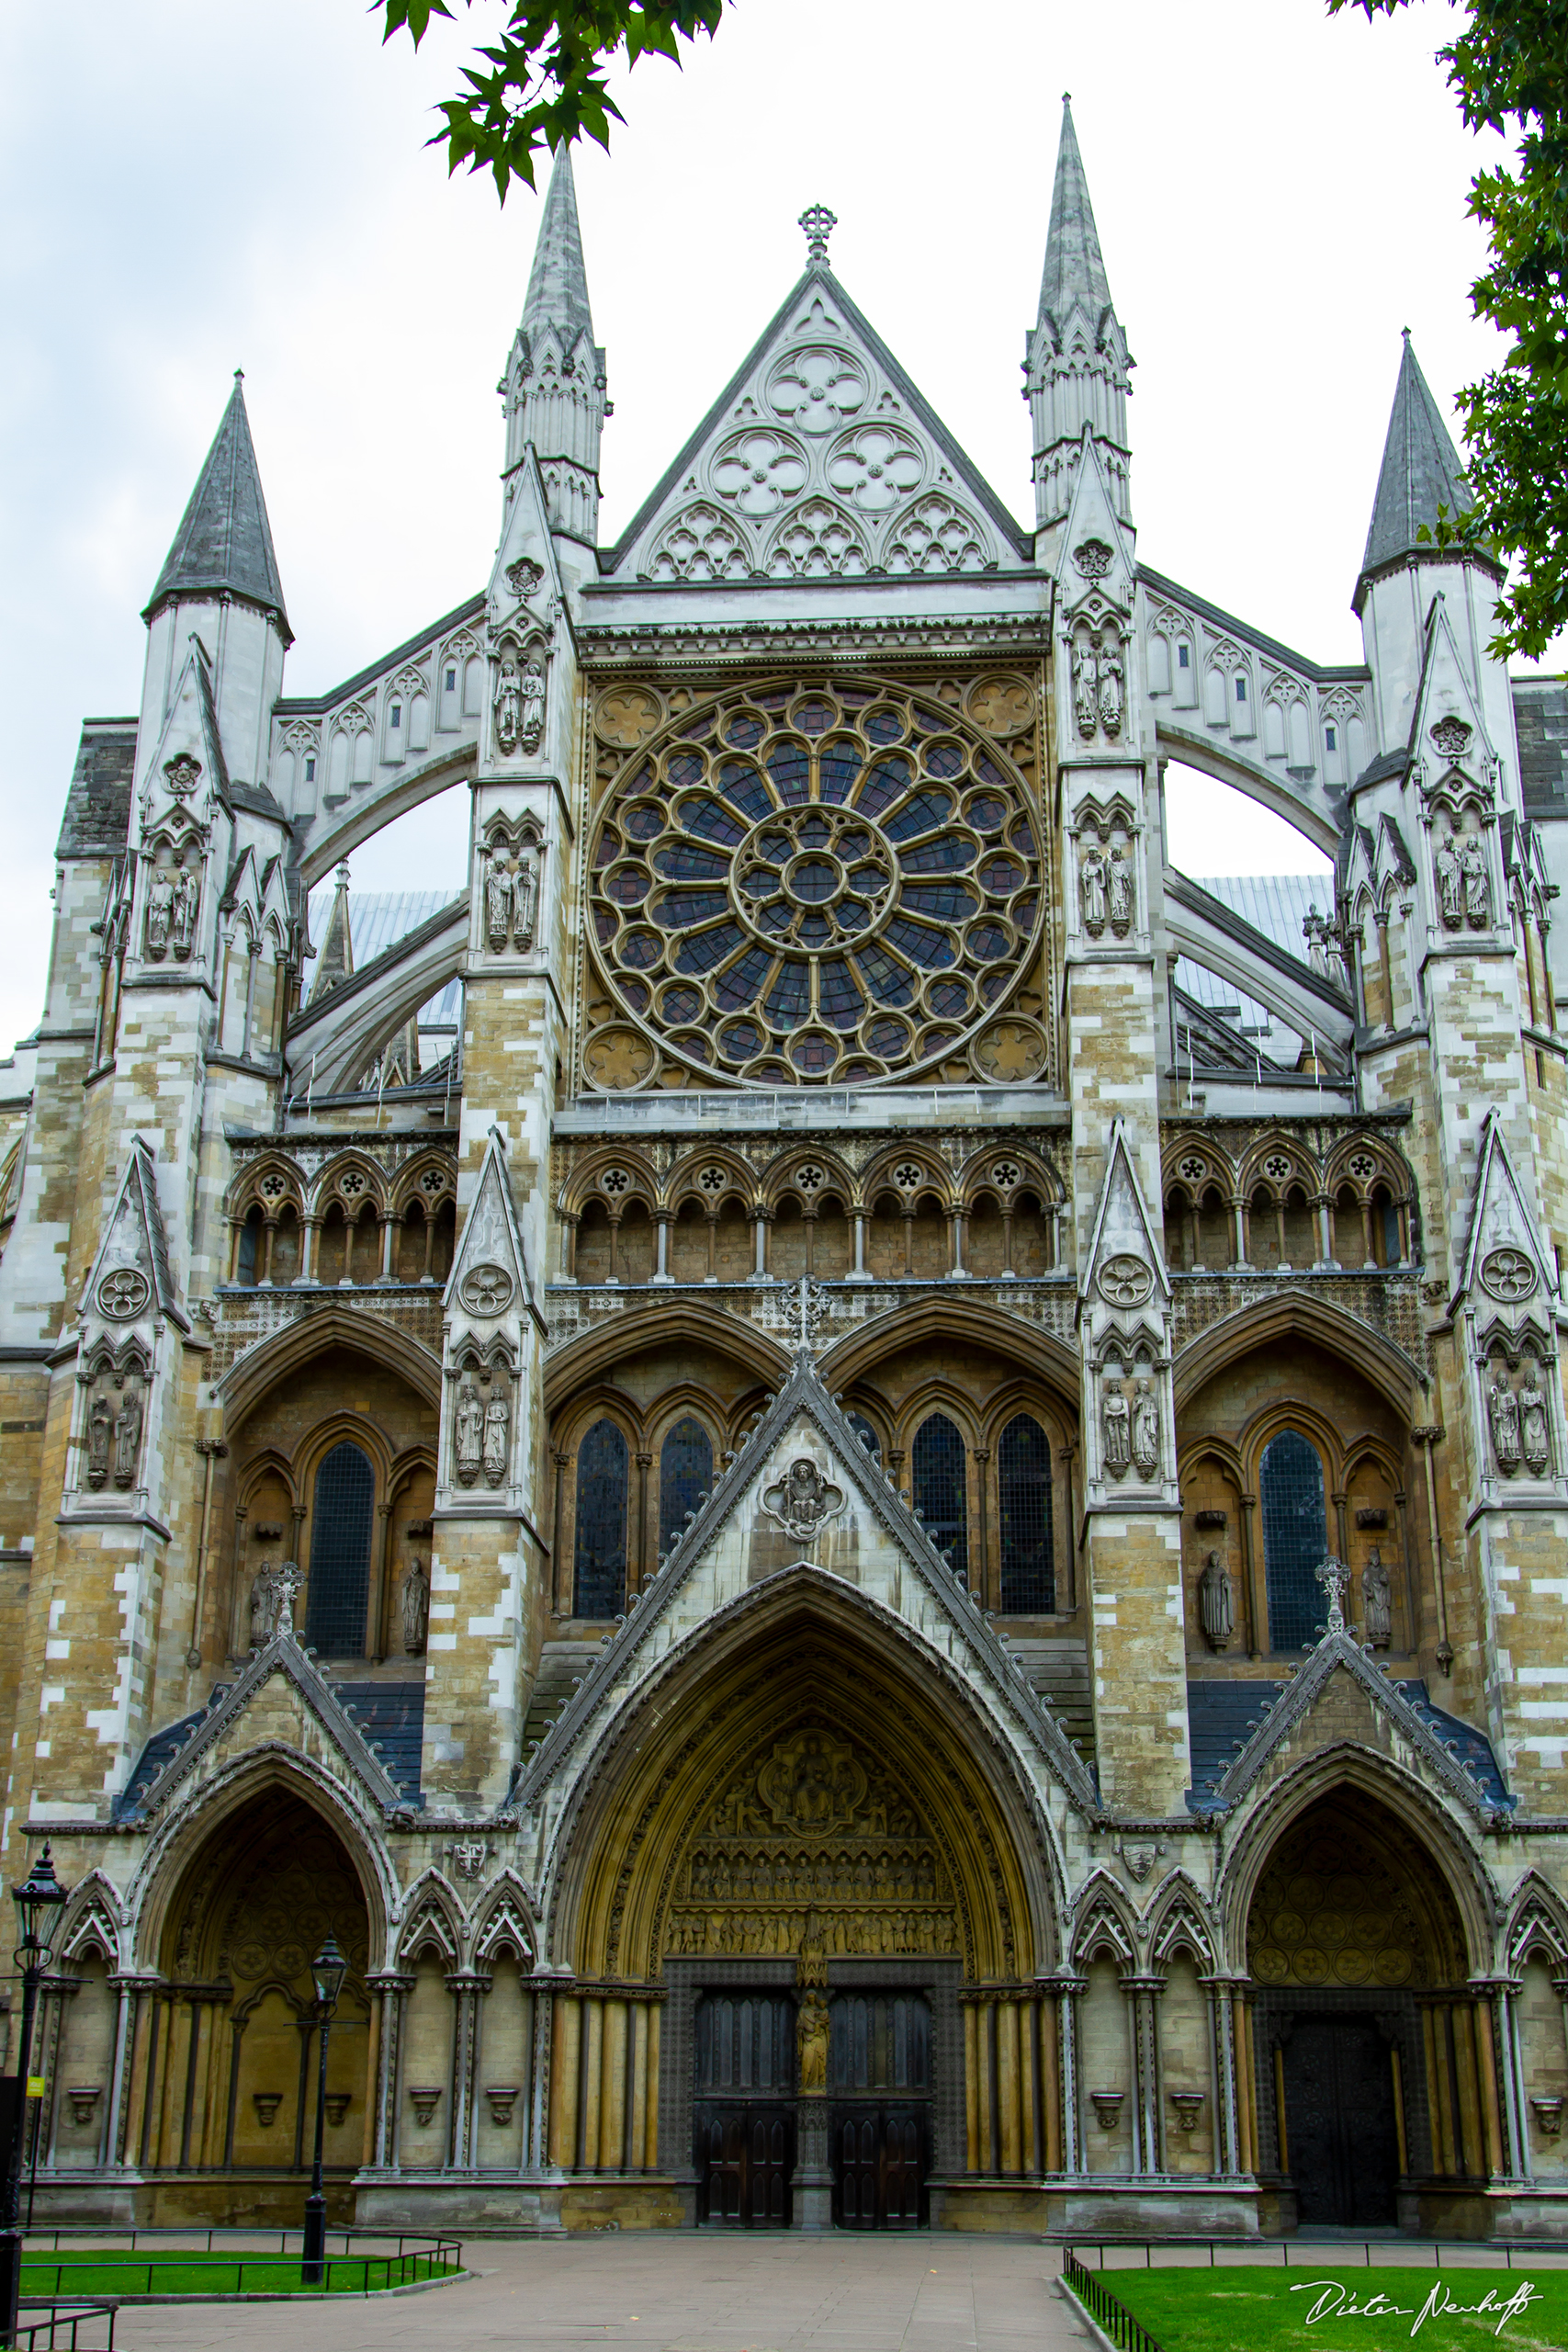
[[575, 1419, 628, 1620], [1260, 1429, 1329, 1651], [305, 1441, 375, 1657], [998, 1412, 1055, 1612], [659, 1416, 712, 1561], [912, 1413, 967, 1585]]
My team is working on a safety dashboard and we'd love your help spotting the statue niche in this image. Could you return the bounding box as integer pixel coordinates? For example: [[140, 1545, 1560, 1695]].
[[662, 1723, 960, 1965], [480, 820, 543, 956]]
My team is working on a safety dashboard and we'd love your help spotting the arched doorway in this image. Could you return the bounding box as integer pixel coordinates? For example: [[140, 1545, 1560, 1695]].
[[1246, 1790, 1474, 2230], [551, 1588, 1051, 2230], [134, 1790, 373, 2220]]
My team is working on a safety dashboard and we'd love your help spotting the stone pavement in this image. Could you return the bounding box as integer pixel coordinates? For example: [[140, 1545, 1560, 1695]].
[[114, 2237, 1082, 2352]]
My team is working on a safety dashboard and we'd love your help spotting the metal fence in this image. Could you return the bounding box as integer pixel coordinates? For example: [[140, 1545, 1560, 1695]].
[[18, 2231, 460, 2300], [1061, 2250, 1164, 2352], [14, 2306, 116, 2352]]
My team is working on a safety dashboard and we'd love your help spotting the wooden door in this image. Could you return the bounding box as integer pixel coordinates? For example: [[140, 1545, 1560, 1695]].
[[1280, 2017, 1400, 2226]]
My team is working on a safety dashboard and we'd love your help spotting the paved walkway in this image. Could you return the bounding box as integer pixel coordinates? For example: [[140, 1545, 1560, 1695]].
[[116, 2237, 1080, 2352]]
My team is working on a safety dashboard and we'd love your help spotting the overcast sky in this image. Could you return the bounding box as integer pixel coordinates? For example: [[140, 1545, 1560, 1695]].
[[0, 0, 1544, 1058]]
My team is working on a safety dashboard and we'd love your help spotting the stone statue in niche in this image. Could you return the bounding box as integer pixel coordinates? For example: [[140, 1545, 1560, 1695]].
[[1198, 1549, 1234, 1650], [483, 1386, 511, 1488], [1098, 639, 1124, 737], [112, 1384, 142, 1489], [248, 1565, 277, 1647], [86, 1392, 113, 1490], [1079, 842, 1107, 935], [171, 858, 198, 960], [1108, 846, 1134, 936], [1131, 1377, 1160, 1476], [520, 662, 546, 752], [1362, 1548, 1392, 1648], [493, 660, 521, 755], [513, 847, 538, 947], [485, 856, 513, 953], [1488, 1370, 1521, 1472], [796, 1990, 829, 2096], [1072, 637, 1099, 739], [455, 1376, 484, 1487], [401, 1555, 430, 1654], [1461, 833, 1491, 929], [1518, 1360, 1551, 1475], [1102, 1378, 1131, 1475], [145, 865, 175, 959], [1434, 830, 1463, 930]]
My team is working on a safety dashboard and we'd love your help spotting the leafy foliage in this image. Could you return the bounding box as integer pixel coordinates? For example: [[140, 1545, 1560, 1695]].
[[1330, 2, 1568, 657], [377, 1, 728, 202]]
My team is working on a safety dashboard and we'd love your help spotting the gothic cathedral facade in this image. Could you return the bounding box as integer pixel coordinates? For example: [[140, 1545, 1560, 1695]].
[[2, 105, 1566, 2238]]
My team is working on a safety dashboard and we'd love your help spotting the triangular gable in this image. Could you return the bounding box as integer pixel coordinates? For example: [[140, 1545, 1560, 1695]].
[[1080, 1118, 1169, 1311], [1409, 595, 1499, 785], [602, 266, 1033, 583], [1455, 1106, 1555, 1313], [80, 1135, 184, 1333], [445, 1125, 540, 1331], [516, 1343, 1097, 1813], [136, 636, 231, 852], [124, 1622, 401, 1820], [1056, 428, 1134, 611], [1207, 1627, 1506, 1824], [490, 446, 565, 623]]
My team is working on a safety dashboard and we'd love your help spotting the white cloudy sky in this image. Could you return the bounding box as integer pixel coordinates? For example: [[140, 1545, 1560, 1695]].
[[0, 0, 1546, 1057]]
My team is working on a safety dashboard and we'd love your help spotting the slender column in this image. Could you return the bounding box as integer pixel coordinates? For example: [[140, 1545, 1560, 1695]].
[[651, 1213, 672, 1283], [187, 1437, 228, 1669], [1489, 1978, 1529, 2178], [600, 2000, 628, 2170], [947, 1205, 968, 1277], [1452, 1999, 1484, 2177], [972, 1448, 991, 1610], [963, 2001, 980, 2172], [260, 1217, 277, 1285], [1232, 1989, 1257, 2173], [1021, 2000, 1039, 2174], [802, 1208, 817, 1277], [296, 1216, 319, 1284], [643, 2004, 660, 2170], [635, 1451, 652, 1590], [998, 2000, 1021, 2175], [1058, 1442, 1078, 1612], [606, 1212, 620, 1285], [1055, 1976, 1085, 2174], [368, 1973, 412, 2169], [901, 1206, 914, 1277], [1126, 1977, 1162, 2175], [1393, 1487, 1418, 1653], [1376, 909, 1395, 1029], [378, 1210, 396, 1283], [243, 940, 260, 1057], [367, 1502, 393, 1658], [1230, 1195, 1247, 1269], [1239, 1488, 1264, 1657], [581, 1999, 604, 2172], [105, 1976, 152, 2172], [850, 1210, 868, 1279], [342, 1213, 357, 1285], [1274, 1193, 1288, 1266], [1413, 1424, 1454, 1674], [448, 1973, 480, 2171], [1331, 1487, 1349, 1572], [705, 1213, 718, 1283], [1314, 1193, 1334, 1267], [1204, 1976, 1242, 2177], [550, 1452, 570, 1615], [548, 1995, 581, 2168], [750, 1211, 770, 1281], [629, 2004, 649, 2172], [1000, 1204, 1015, 1274]]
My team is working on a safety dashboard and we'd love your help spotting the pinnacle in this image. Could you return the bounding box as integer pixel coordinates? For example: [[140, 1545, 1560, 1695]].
[[1360, 333, 1473, 582], [521, 145, 594, 349], [1038, 94, 1114, 327], [145, 376, 289, 638]]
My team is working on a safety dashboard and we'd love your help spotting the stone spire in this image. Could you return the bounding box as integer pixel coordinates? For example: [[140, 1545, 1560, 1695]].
[[502, 147, 608, 545], [1357, 331, 1474, 594], [144, 372, 290, 640], [1025, 96, 1133, 538]]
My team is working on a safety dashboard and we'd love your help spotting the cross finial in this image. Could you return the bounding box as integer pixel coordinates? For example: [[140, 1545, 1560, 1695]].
[[798, 203, 837, 266], [1314, 1555, 1351, 1640]]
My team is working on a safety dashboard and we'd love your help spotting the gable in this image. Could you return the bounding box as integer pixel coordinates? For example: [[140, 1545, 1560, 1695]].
[[604, 269, 1033, 583]]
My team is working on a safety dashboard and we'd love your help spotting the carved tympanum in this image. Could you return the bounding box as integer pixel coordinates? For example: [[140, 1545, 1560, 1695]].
[[762, 1457, 844, 1544]]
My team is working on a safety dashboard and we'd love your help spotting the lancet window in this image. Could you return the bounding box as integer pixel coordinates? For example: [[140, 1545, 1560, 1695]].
[[304, 1442, 376, 1657], [574, 1419, 628, 1619], [660, 1417, 713, 1557], [997, 1412, 1054, 1612], [912, 1413, 969, 1584], [1260, 1429, 1329, 1652]]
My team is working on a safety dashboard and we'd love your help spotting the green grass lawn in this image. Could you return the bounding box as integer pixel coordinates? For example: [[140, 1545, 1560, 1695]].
[[19, 2250, 457, 2298], [1073, 2265, 1568, 2352]]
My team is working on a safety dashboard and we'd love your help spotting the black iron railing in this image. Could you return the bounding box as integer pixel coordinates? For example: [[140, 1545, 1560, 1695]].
[[1062, 2250, 1165, 2352], [14, 2305, 116, 2352], [17, 2232, 460, 2299]]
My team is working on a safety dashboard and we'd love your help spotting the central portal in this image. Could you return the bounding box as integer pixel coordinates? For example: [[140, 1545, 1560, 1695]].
[[1280, 2017, 1400, 2228]]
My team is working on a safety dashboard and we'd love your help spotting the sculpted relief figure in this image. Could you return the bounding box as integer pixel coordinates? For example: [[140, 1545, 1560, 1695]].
[[455, 1376, 484, 1486], [1198, 1548, 1234, 1650], [1488, 1372, 1521, 1472], [1131, 1377, 1160, 1476], [86, 1392, 113, 1490], [248, 1565, 277, 1647], [483, 1387, 511, 1487], [1107, 846, 1134, 936], [171, 859, 198, 959], [1098, 639, 1124, 737], [401, 1555, 430, 1654], [512, 847, 538, 948], [1362, 1547, 1392, 1648], [1072, 637, 1099, 739], [520, 661, 546, 752], [1102, 1378, 1131, 1474], [1433, 830, 1463, 929], [145, 866, 175, 959], [1517, 1362, 1551, 1475], [796, 1990, 830, 2096], [493, 659, 521, 754], [1079, 842, 1107, 934], [485, 856, 513, 953], [113, 1384, 142, 1488], [1460, 833, 1491, 929]]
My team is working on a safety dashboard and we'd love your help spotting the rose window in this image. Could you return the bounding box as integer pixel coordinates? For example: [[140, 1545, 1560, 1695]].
[[710, 429, 808, 517], [588, 679, 1043, 1087]]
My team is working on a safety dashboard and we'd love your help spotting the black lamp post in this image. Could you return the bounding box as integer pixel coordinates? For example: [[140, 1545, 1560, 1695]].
[[1, 1847, 68, 2348], [299, 1931, 346, 2288]]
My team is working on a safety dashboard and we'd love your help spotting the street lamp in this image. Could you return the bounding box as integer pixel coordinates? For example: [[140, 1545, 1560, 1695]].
[[300, 1931, 346, 2288], [1, 1847, 69, 2347]]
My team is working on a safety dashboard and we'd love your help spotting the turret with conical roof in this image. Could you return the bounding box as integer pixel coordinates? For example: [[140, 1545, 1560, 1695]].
[[501, 148, 608, 544], [1025, 96, 1133, 540], [137, 372, 290, 791], [1355, 330, 1479, 603]]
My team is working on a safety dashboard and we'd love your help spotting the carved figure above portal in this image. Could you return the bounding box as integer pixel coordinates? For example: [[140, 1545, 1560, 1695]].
[[762, 1457, 845, 1544], [796, 1990, 829, 2095], [1107, 844, 1133, 933], [248, 1565, 277, 1648], [1362, 1548, 1392, 1648], [1198, 1549, 1234, 1650]]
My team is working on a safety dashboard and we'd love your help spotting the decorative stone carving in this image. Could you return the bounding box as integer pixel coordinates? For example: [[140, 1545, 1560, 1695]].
[[1488, 1372, 1522, 1472], [520, 661, 545, 752], [271, 1560, 303, 1634], [1098, 1253, 1153, 1307], [449, 1838, 487, 1881], [455, 1377, 484, 1486], [408, 2087, 443, 2128], [248, 1566, 277, 1648], [797, 1989, 829, 2095], [164, 752, 202, 798], [1106, 844, 1133, 933], [484, 2086, 521, 2126], [1089, 2091, 1124, 2134], [145, 865, 175, 959], [1074, 538, 1114, 581], [86, 1393, 113, 1490], [1430, 716, 1472, 760], [1314, 1554, 1350, 1636], [505, 556, 544, 602], [485, 854, 513, 947], [1079, 842, 1107, 934], [1362, 1548, 1393, 1649], [762, 1457, 844, 1544], [323, 2092, 351, 2128], [97, 1267, 150, 1321], [1071, 637, 1099, 739], [1120, 1840, 1158, 1883], [1434, 829, 1463, 930], [1131, 1377, 1159, 1476], [1532, 2095, 1565, 2139], [1102, 1379, 1131, 1474], [1098, 641, 1124, 737], [1169, 2089, 1205, 2138], [459, 1263, 514, 1318], [112, 1385, 142, 1489], [172, 861, 198, 959], [483, 1386, 511, 1487], [1198, 1549, 1234, 1651], [1518, 1360, 1551, 1476], [252, 2092, 283, 2128], [1461, 832, 1490, 928], [401, 1556, 430, 1655], [493, 659, 522, 754], [1480, 1247, 1537, 1303], [65, 2086, 102, 2128]]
